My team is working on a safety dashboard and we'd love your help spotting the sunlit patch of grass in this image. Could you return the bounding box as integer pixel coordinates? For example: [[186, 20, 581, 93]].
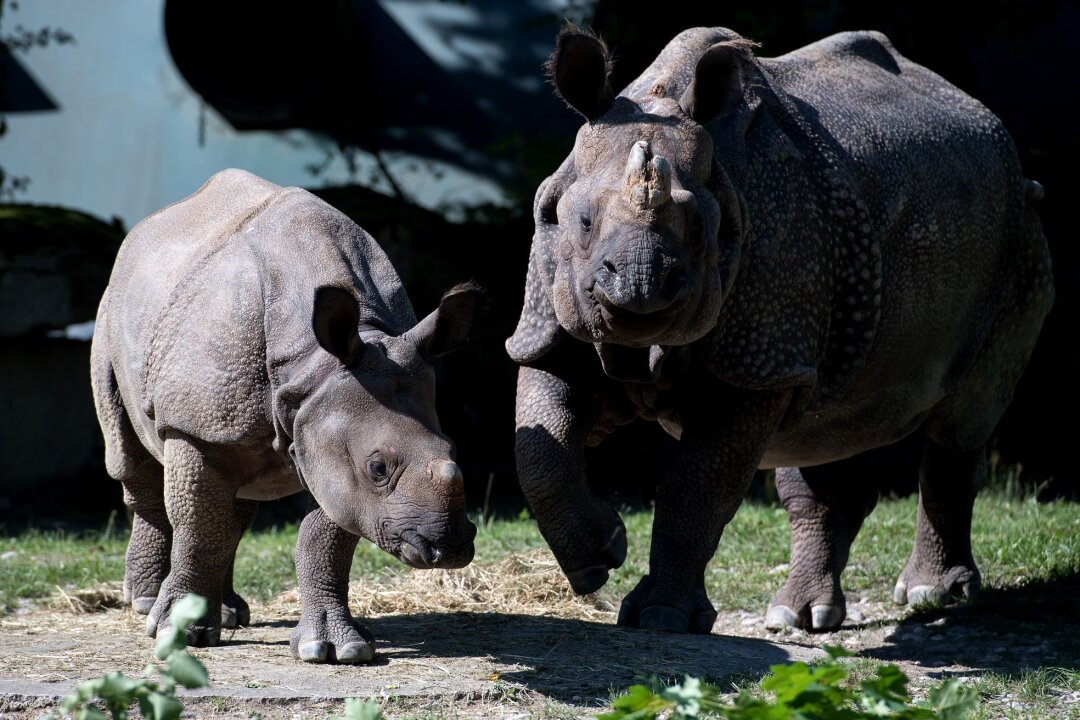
[[0, 525, 127, 610], [969, 667, 1080, 719]]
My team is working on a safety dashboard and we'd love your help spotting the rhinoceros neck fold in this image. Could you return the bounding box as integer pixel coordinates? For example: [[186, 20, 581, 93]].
[[249, 189, 417, 455]]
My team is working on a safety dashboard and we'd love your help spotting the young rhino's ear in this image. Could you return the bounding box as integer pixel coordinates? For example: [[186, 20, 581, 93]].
[[407, 282, 486, 360], [312, 286, 362, 364], [679, 41, 750, 124], [548, 24, 614, 121]]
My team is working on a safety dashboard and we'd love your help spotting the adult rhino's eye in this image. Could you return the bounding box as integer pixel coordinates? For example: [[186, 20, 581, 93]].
[[368, 454, 389, 485], [579, 214, 592, 232]]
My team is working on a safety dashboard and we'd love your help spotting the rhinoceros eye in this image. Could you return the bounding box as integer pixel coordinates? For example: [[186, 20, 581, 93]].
[[368, 454, 389, 485], [579, 214, 592, 232]]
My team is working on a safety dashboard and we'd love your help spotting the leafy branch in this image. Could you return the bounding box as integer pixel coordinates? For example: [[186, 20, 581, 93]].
[[598, 646, 979, 720], [50, 594, 211, 720]]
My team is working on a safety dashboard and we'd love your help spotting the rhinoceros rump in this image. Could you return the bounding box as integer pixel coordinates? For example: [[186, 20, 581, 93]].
[[91, 169, 483, 662], [509, 27, 1053, 633]]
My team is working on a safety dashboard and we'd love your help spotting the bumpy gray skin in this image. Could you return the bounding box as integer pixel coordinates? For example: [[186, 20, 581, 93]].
[[91, 169, 481, 661], [508, 27, 1054, 634]]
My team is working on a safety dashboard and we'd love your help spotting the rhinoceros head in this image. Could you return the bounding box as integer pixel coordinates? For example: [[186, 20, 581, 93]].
[[289, 283, 484, 569], [527, 27, 750, 352]]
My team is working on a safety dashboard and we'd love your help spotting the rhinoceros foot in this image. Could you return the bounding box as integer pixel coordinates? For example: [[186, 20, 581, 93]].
[[617, 575, 716, 634], [145, 582, 222, 647], [765, 579, 846, 632], [893, 563, 981, 608], [131, 595, 157, 615], [563, 522, 627, 595], [221, 591, 251, 629], [290, 607, 375, 664]]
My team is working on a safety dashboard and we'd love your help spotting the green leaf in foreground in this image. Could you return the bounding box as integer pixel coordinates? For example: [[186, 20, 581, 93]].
[[334, 697, 388, 720], [50, 594, 211, 720], [927, 680, 980, 720], [166, 651, 209, 689], [599, 655, 979, 720]]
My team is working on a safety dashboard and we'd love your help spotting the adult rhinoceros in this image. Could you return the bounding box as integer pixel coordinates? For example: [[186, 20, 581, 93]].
[[507, 26, 1053, 633]]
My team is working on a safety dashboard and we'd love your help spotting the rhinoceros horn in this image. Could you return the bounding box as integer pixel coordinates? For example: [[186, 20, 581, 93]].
[[623, 140, 672, 209]]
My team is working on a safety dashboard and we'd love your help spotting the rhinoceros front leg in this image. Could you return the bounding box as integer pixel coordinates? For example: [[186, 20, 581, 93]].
[[618, 386, 791, 633], [765, 461, 880, 631], [515, 364, 628, 595], [146, 432, 242, 646], [290, 504, 375, 664], [894, 442, 982, 606]]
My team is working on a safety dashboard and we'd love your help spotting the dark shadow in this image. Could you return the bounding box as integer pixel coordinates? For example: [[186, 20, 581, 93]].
[[0, 46, 59, 113], [352, 611, 805, 702], [855, 569, 1080, 674]]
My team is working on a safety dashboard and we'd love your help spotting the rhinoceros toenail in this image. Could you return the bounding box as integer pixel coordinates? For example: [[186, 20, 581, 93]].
[[337, 642, 375, 664], [299, 641, 329, 663]]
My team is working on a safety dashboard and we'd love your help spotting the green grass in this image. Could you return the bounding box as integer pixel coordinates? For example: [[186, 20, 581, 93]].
[[0, 524, 128, 610], [2, 492, 1078, 616], [968, 667, 1080, 719], [2, 491, 1078, 719]]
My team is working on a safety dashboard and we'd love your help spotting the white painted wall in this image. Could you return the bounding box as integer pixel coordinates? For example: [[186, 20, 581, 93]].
[[0, 0, 505, 226]]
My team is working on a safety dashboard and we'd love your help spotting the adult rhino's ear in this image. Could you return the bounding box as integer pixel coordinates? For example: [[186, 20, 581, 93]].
[[547, 24, 614, 121], [407, 282, 486, 359], [313, 286, 362, 365], [679, 40, 751, 124]]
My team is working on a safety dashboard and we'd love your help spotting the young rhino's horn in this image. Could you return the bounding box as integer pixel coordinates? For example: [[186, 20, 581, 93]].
[[623, 140, 672, 209]]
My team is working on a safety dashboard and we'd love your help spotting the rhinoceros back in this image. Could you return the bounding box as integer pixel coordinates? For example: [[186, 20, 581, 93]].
[[103, 169, 415, 447]]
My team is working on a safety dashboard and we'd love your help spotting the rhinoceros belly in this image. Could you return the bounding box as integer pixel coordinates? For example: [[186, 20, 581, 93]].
[[236, 466, 304, 501]]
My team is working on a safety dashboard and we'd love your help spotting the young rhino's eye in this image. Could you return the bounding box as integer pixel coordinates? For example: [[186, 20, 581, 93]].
[[368, 454, 389, 485], [579, 214, 592, 232]]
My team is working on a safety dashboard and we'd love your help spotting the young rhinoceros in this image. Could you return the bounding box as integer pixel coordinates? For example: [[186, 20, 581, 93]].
[[508, 27, 1054, 634], [91, 169, 482, 662]]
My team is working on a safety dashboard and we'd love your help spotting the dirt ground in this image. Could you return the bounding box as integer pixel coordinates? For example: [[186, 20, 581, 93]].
[[1, 551, 1078, 719]]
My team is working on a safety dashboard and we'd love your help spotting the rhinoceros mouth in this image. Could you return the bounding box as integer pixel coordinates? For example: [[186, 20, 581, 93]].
[[394, 527, 476, 569], [397, 530, 443, 568], [595, 302, 685, 345]]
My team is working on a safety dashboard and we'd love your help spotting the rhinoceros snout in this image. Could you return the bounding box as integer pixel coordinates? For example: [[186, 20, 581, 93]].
[[397, 519, 476, 569], [592, 260, 690, 316]]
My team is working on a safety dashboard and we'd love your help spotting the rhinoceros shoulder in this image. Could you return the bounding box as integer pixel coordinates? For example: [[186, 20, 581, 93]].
[[137, 172, 416, 444]]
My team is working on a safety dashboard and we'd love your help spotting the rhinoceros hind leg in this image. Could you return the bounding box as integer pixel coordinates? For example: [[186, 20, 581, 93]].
[[120, 479, 172, 616], [766, 458, 881, 632], [91, 330, 172, 617], [220, 499, 258, 629], [893, 442, 982, 608]]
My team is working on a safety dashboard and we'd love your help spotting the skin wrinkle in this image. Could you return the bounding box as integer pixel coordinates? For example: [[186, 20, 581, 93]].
[[91, 170, 481, 661], [508, 27, 1053, 633]]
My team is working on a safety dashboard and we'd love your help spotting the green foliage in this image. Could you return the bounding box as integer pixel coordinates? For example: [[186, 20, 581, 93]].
[[597, 647, 978, 720], [332, 697, 388, 720], [51, 594, 211, 720]]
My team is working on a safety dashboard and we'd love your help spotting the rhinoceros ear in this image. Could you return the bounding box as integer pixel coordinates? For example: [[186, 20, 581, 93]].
[[679, 41, 751, 124], [313, 286, 362, 365], [407, 282, 486, 360], [548, 25, 614, 121]]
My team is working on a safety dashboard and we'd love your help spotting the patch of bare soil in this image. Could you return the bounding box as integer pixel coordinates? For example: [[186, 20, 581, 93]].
[[3, 552, 1078, 719], [0, 551, 823, 719]]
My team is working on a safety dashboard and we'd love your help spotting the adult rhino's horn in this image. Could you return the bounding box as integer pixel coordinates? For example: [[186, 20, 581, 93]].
[[623, 140, 672, 209]]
